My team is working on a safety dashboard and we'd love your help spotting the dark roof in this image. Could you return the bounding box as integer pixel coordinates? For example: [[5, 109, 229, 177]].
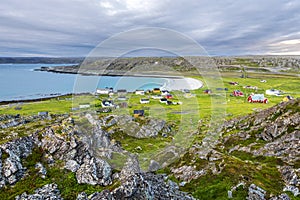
[[133, 110, 144, 115]]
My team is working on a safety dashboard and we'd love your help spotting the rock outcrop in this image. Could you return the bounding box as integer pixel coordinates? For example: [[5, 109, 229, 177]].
[[0, 136, 34, 188], [15, 183, 62, 200]]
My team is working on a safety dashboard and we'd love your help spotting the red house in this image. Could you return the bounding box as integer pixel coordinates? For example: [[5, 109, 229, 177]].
[[247, 94, 268, 103], [232, 90, 244, 97], [166, 94, 173, 99]]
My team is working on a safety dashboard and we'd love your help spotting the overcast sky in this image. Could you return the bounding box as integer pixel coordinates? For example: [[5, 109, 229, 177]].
[[1, 0, 300, 57]]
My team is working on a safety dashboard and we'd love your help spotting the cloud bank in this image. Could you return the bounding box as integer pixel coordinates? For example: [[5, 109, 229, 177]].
[[0, 0, 300, 56]]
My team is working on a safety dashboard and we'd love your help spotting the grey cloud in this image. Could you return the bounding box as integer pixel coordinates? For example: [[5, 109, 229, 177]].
[[0, 0, 299, 56]]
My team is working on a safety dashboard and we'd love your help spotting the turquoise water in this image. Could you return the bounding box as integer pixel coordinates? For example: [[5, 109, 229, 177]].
[[0, 64, 166, 101]]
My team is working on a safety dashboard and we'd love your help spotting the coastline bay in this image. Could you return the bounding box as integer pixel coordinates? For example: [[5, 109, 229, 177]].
[[0, 64, 202, 101]]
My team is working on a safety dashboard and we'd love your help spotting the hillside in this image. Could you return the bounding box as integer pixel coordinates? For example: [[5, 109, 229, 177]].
[[0, 97, 298, 199], [36, 56, 300, 76]]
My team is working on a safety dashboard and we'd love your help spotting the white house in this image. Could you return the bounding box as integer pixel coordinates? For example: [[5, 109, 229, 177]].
[[79, 104, 91, 109], [152, 95, 163, 99], [101, 100, 114, 107], [266, 89, 281, 96], [160, 98, 168, 103], [140, 98, 150, 104], [117, 89, 127, 96], [161, 90, 170, 96], [135, 90, 145, 95], [118, 96, 127, 101], [96, 88, 113, 94]]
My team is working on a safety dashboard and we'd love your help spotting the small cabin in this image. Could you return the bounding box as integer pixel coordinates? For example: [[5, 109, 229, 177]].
[[166, 94, 173, 99], [283, 95, 293, 102], [160, 98, 168, 103], [140, 98, 150, 104], [182, 89, 190, 93], [79, 104, 90, 109], [166, 101, 173, 105], [38, 111, 48, 116], [101, 100, 114, 107], [161, 90, 169, 96], [203, 89, 212, 94], [135, 90, 145, 95], [117, 89, 127, 95], [133, 110, 144, 118], [266, 89, 281, 96], [244, 86, 258, 90], [248, 94, 268, 103], [229, 82, 238, 85], [152, 88, 161, 93], [117, 96, 127, 101], [232, 90, 244, 97], [96, 88, 112, 95], [152, 95, 163, 99]]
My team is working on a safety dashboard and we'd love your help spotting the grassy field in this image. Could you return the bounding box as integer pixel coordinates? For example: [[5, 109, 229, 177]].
[[0, 71, 299, 199], [1, 72, 298, 119]]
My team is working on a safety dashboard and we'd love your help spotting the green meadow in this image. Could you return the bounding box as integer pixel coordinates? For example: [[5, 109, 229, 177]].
[[0, 71, 299, 199]]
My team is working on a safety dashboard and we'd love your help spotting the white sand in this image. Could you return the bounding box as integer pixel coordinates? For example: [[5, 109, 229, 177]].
[[161, 77, 203, 91]]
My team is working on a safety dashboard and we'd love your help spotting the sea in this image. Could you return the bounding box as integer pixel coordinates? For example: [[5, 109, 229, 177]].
[[0, 64, 167, 101]]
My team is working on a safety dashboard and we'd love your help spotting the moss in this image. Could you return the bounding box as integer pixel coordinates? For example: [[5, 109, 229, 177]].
[[1, 151, 9, 161], [179, 156, 284, 199], [0, 146, 121, 199]]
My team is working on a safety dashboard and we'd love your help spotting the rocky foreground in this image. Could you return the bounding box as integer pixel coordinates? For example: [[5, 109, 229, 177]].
[[0, 99, 299, 199]]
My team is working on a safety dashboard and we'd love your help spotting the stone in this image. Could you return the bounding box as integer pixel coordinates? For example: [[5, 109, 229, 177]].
[[35, 162, 47, 179], [247, 184, 266, 200], [76, 157, 112, 186], [76, 192, 88, 200], [65, 160, 80, 172], [148, 160, 160, 172], [15, 183, 62, 200]]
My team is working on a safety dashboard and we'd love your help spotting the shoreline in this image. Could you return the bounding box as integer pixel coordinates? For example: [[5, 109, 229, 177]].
[[0, 93, 90, 106], [161, 77, 203, 91], [0, 77, 203, 105]]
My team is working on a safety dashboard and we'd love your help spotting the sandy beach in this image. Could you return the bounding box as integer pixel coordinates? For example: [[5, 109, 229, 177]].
[[161, 77, 203, 91]]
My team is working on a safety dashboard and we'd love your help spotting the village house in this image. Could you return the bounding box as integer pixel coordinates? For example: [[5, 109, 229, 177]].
[[161, 90, 169, 96], [140, 98, 150, 104], [79, 103, 90, 109], [248, 94, 268, 103], [283, 95, 293, 102], [152, 95, 163, 99], [96, 88, 113, 95], [166, 94, 173, 99], [229, 82, 239, 85], [266, 89, 281, 96], [160, 98, 168, 103], [152, 88, 161, 93], [135, 90, 145, 95], [203, 89, 212, 94], [133, 110, 144, 118], [243, 86, 258, 90], [101, 100, 114, 107], [38, 111, 48, 116], [232, 90, 244, 97], [117, 89, 127, 96], [117, 96, 127, 101]]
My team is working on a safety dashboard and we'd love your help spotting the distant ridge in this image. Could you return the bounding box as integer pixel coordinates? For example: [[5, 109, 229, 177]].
[[0, 57, 84, 64]]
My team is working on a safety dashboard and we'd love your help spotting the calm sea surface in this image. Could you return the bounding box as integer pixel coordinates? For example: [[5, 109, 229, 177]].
[[0, 64, 166, 101]]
